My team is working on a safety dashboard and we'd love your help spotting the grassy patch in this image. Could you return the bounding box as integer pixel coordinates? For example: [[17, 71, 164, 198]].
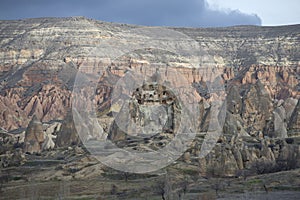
[[246, 178, 262, 185], [176, 167, 199, 176], [271, 185, 300, 191], [102, 172, 156, 181]]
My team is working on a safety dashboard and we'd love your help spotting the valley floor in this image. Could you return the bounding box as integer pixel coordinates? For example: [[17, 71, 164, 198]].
[[1, 161, 300, 199]]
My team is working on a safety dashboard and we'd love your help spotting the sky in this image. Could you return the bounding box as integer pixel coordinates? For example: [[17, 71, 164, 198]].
[[207, 0, 300, 26], [0, 0, 299, 27]]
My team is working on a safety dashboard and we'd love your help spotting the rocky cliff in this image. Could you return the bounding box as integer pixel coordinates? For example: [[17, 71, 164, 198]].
[[0, 17, 299, 131], [0, 17, 300, 177]]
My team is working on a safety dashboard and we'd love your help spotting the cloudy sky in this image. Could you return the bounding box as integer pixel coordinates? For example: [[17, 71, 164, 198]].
[[0, 0, 299, 27], [207, 0, 300, 26]]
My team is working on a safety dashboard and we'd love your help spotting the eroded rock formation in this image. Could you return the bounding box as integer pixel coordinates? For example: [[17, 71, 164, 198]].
[[23, 115, 45, 154], [289, 100, 300, 136], [0, 17, 299, 177], [55, 111, 80, 147], [0, 17, 299, 131]]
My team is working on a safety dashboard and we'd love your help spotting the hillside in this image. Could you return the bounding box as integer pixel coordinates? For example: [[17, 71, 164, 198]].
[[0, 17, 300, 199]]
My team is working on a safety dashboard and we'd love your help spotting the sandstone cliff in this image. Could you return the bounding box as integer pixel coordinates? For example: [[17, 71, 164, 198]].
[[0, 17, 299, 131], [0, 17, 300, 181]]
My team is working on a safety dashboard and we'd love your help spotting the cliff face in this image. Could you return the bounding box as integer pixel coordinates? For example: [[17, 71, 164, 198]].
[[177, 25, 300, 67], [0, 17, 300, 179], [0, 17, 299, 136]]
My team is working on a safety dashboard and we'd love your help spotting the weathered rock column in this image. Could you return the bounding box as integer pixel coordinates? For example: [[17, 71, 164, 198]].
[[23, 115, 45, 154]]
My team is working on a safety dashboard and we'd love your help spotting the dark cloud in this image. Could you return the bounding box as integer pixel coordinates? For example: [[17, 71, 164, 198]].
[[0, 0, 261, 27]]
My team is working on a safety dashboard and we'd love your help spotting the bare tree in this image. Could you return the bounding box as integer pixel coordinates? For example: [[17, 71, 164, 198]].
[[157, 180, 166, 200], [206, 164, 224, 197], [177, 176, 189, 199], [153, 171, 172, 200], [110, 184, 117, 195], [123, 172, 129, 182]]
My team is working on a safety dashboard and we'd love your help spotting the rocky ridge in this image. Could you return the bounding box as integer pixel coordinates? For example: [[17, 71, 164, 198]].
[[0, 17, 300, 180], [0, 17, 299, 130]]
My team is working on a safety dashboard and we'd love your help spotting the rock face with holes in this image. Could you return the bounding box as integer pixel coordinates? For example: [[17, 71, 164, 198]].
[[109, 82, 181, 141], [130, 83, 180, 135]]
